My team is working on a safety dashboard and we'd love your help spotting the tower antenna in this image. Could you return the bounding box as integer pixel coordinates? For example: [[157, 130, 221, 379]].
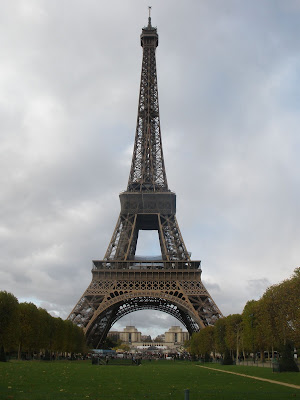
[[148, 6, 152, 27]]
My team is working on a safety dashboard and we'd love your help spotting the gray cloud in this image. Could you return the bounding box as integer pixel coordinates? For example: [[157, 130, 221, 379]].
[[247, 278, 271, 298]]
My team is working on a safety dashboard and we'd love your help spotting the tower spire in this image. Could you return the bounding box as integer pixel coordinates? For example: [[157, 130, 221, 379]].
[[148, 6, 152, 28], [128, 11, 165, 192]]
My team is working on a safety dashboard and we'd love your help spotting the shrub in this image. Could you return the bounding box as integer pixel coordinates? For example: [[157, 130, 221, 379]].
[[279, 341, 299, 372], [222, 349, 233, 365]]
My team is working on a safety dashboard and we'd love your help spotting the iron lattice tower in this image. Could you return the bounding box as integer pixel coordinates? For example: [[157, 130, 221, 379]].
[[68, 16, 222, 348]]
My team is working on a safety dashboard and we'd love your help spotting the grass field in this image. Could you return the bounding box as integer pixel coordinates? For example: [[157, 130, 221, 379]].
[[0, 360, 299, 400]]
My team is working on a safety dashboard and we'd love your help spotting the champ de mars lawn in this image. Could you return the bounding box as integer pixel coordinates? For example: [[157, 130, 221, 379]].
[[0, 360, 299, 400]]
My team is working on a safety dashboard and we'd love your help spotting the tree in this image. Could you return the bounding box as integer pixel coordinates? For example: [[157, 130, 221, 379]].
[[260, 268, 300, 352], [184, 338, 191, 353], [258, 287, 280, 356], [71, 323, 87, 354], [102, 336, 118, 350], [52, 317, 65, 354], [225, 314, 242, 360], [18, 302, 40, 358], [214, 318, 227, 356], [189, 327, 215, 358], [113, 343, 130, 352], [63, 320, 76, 353], [37, 308, 54, 354], [242, 300, 259, 356], [0, 291, 19, 359], [284, 268, 300, 348]]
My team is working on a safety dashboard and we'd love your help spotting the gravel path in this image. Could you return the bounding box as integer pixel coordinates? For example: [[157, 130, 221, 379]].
[[196, 365, 300, 390]]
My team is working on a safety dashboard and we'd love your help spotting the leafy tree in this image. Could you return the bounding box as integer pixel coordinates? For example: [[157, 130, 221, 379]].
[[214, 318, 227, 355], [64, 320, 76, 353], [102, 336, 118, 349], [269, 282, 291, 347], [260, 268, 300, 352], [200, 326, 215, 358], [113, 343, 130, 352], [18, 302, 40, 358], [0, 291, 19, 358], [225, 314, 242, 360], [52, 317, 65, 353], [183, 338, 191, 353], [284, 268, 300, 347], [71, 323, 87, 353], [37, 308, 54, 353], [190, 327, 215, 358], [244, 299, 269, 360], [242, 300, 259, 356], [259, 286, 280, 355], [189, 332, 201, 357]]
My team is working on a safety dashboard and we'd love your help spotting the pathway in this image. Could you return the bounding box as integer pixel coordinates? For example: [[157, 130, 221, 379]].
[[196, 365, 300, 390]]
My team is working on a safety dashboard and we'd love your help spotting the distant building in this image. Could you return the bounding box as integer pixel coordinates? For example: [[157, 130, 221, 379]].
[[141, 334, 152, 342], [107, 325, 189, 353], [165, 326, 189, 344], [119, 326, 141, 343], [154, 334, 165, 342]]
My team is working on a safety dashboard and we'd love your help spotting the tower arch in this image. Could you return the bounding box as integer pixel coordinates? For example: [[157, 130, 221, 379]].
[[84, 295, 202, 348]]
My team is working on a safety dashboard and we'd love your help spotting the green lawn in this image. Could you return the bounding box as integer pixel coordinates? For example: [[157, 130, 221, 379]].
[[0, 360, 299, 400]]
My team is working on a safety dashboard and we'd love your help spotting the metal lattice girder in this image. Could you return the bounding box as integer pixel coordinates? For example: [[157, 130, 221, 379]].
[[104, 212, 190, 262], [68, 268, 222, 347], [158, 214, 190, 261], [68, 16, 223, 348], [104, 214, 138, 261], [127, 20, 167, 192]]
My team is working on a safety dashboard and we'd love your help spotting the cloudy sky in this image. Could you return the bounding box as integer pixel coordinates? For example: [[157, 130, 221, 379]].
[[1, 0, 299, 338]]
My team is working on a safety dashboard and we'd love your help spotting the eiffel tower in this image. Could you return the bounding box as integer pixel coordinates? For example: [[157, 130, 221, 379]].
[[68, 13, 222, 348]]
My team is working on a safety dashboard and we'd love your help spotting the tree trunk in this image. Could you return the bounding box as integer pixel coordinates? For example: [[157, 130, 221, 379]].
[[0, 344, 6, 362], [18, 342, 21, 360]]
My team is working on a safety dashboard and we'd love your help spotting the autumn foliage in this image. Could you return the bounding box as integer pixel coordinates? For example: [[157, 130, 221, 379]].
[[188, 268, 299, 366], [0, 291, 86, 360]]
